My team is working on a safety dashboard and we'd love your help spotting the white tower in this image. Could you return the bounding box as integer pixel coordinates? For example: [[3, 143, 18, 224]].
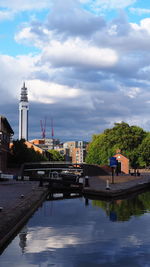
[[19, 82, 29, 140]]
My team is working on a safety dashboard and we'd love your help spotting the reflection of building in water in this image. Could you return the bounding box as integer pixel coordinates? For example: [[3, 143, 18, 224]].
[[19, 225, 28, 253]]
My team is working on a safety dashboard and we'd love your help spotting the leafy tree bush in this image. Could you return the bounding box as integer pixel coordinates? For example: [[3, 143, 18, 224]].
[[137, 133, 150, 167], [48, 149, 65, 161], [8, 139, 47, 167], [86, 122, 147, 168]]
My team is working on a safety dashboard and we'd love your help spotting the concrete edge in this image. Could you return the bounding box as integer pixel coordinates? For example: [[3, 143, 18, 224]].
[[83, 181, 150, 200], [0, 188, 49, 252]]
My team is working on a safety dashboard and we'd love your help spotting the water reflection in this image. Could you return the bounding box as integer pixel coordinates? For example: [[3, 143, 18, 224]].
[[1, 191, 150, 266], [92, 191, 150, 222], [19, 226, 28, 253]]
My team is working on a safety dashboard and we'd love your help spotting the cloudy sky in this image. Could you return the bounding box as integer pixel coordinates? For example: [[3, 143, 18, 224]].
[[1, 0, 150, 141]]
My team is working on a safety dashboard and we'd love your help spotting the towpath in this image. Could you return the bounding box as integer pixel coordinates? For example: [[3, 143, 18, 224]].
[[0, 180, 48, 251], [83, 173, 150, 198]]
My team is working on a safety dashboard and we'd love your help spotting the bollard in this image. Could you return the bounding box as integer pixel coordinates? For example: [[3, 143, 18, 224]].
[[21, 194, 24, 198], [106, 179, 110, 190], [39, 177, 43, 187], [0, 207, 3, 212], [85, 198, 89, 206], [85, 176, 89, 187]]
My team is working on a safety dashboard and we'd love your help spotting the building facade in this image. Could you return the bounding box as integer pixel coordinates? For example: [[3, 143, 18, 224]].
[[0, 116, 14, 172], [19, 83, 29, 140], [113, 153, 129, 174], [63, 141, 88, 163], [30, 138, 60, 150], [72, 147, 87, 163]]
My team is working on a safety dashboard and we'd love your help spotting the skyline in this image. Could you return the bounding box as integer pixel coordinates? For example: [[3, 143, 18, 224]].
[[1, 0, 150, 141]]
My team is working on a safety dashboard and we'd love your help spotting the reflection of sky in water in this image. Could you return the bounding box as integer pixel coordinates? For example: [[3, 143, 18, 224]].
[[1, 196, 150, 266]]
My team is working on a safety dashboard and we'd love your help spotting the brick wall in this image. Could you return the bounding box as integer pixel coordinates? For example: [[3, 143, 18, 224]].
[[113, 153, 129, 174]]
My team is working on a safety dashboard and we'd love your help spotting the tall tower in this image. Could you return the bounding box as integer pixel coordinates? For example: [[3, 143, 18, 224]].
[[19, 82, 29, 140]]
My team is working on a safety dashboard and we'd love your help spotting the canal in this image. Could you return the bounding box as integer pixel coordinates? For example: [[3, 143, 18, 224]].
[[1, 191, 150, 266]]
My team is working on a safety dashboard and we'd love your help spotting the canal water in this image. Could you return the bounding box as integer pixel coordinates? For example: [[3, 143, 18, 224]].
[[1, 191, 150, 266]]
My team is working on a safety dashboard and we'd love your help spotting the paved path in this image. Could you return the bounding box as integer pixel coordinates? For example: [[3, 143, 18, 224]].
[[83, 174, 150, 198], [0, 180, 39, 209], [0, 180, 48, 251]]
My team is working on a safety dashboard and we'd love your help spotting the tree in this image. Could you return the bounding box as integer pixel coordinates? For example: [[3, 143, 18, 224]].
[[137, 133, 150, 167], [47, 149, 65, 161], [86, 122, 147, 167], [9, 139, 47, 167], [92, 191, 150, 222]]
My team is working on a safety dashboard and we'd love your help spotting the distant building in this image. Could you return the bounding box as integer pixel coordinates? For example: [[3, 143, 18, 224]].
[[30, 138, 60, 151], [0, 116, 14, 172], [30, 139, 45, 146], [72, 147, 87, 163], [54, 147, 71, 161], [19, 83, 29, 140], [63, 141, 88, 163], [63, 141, 77, 157], [113, 152, 129, 174], [25, 141, 44, 154], [30, 139, 88, 163]]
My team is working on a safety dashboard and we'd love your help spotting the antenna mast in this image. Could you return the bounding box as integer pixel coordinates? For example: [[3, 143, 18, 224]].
[[40, 118, 46, 139], [51, 118, 54, 149]]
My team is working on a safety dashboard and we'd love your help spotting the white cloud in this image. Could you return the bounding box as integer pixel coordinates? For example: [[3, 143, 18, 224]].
[[2, 0, 150, 140], [26, 227, 80, 253], [0, 0, 51, 11], [127, 235, 142, 246], [15, 26, 43, 48], [28, 79, 81, 104], [130, 8, 150, 16], [0, 54, 41, 103], [0, 10, 15, 21], [140, 18, 150, 34], [20, 36, 118, 69], [120, 86, 141, 99], [131, 18, 150, 34], [80, 0, 136, 13]]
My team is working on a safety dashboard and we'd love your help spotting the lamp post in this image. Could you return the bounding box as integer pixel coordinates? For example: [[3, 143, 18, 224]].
[[109, 157, 118, 184]]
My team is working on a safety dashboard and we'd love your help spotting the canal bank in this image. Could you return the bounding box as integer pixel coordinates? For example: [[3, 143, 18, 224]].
[[0, 180, 48, 251], [1, 174, 150, 252], [83, 174, 150, 199]]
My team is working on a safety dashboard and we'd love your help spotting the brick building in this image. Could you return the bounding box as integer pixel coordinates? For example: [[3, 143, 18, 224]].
[[30, 138, 60, 150], [63, 141, 88, 163], [0, 116, 14, 172], [72, 147, 87, 163], [113, 152, 129, 174]]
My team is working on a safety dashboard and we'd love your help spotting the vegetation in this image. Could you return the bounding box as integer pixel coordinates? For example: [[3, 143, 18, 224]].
[[92, 191, 150, 222], [8, 139, 47, 167], [48, 149, 65, 161], [86, 122, 150, 168], [9, 140, 65, 167]]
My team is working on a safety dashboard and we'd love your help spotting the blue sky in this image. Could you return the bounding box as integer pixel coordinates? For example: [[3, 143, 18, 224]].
[[1, 0, 150, 141]]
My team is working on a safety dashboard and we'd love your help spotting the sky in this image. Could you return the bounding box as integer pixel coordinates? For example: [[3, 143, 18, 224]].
[[1, 0, 150, 142]]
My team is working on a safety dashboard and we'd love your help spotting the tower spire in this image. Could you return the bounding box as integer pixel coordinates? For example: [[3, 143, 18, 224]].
[[19, 83, 29, 140], [20, 82, 28, 102]]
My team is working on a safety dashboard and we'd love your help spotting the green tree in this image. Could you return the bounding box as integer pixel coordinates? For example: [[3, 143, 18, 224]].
[[48, 149, 64, 161], [138, 133, 150, 167], [9, 139, 47, 167], [92, 191, 150, 222], [86, 122, 147, 167]]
